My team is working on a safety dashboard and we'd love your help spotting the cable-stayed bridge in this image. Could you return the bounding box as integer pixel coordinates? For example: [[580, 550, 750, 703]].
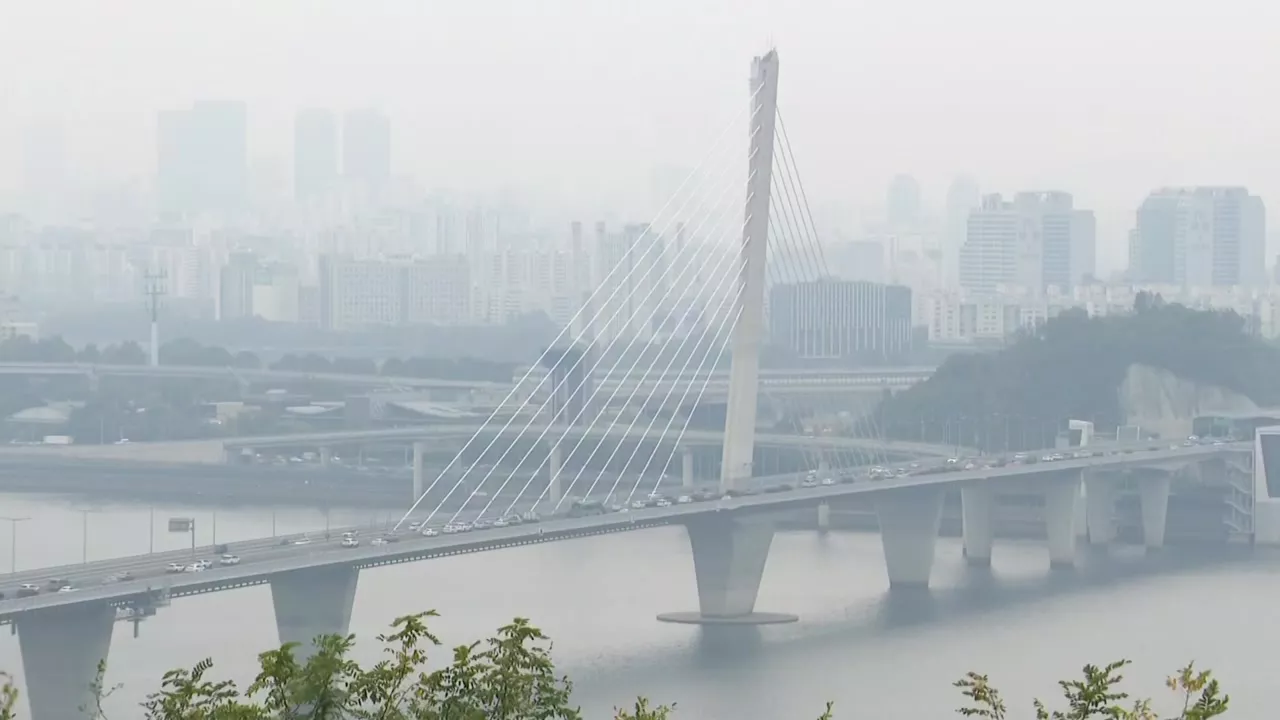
[[0, 51, 1255, 720]]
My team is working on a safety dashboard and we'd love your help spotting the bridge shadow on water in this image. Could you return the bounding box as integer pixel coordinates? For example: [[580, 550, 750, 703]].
[[680, 542, 1254, 671]]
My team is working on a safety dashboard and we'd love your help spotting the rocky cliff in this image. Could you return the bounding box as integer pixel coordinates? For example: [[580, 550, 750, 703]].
[[1117, 363, 1258, 439]]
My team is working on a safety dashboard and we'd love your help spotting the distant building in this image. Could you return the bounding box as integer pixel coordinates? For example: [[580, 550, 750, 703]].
[[156, 101, 249, 217], [294, 109, 339, 205], [959, 191, 1095, 294], [769, 280, 914, 363], [343, 109, 391, 199], [317, 255, 470, 330], [887, 175, 922, 229], [1130, 186, 1266, 287]]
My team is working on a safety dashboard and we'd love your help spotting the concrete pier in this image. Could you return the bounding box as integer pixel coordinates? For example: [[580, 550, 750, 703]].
[[874, 487, 944, 589], [659, 515, 796, 625], [270, 565, 360, 657], [18, 603, 115, 720], [817, 502, 831, 533], [412, 441, 426, 502], [548, 443, 563, 503], [960, 482, 994, 567], [1044, 473, 1081, 569], [1084, 474, 1116, 546], [1139, 475, 1171, 549], [682, 447, 695, 488]]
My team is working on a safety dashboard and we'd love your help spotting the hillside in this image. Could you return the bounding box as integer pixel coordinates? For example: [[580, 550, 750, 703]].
[[878, 295, 1280, 450]]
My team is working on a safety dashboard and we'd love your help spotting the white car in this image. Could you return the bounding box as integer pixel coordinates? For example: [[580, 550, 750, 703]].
[[341, 537, 360, 548], [293, 537, 312, 546], [677, 495, 692, 504], [183, 563, 205, 573], [631, 500, 646, 509], [493, 518, 508, 528], [195, 559, 213, 570], [219, 554, 240, 566], [820, 478, 835, 486], [372, 537, 389, 546], [165, 563, 185, 574], [57, 585, 77, 593], [656, 499, 672, 508], [421, 527, 439, 537]]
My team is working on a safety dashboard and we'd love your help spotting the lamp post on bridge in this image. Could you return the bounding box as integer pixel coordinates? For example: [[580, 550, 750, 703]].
[[0, 516, 29, 573]]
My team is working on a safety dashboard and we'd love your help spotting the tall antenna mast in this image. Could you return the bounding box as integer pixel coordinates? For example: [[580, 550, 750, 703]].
[[143, 270, 167, 367]]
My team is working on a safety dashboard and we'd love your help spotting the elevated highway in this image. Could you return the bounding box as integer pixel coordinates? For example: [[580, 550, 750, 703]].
[[0, 439, 1248, 720], [0, 361, 935, 395]]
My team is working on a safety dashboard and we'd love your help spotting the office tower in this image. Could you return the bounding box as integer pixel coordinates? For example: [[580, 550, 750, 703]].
[[294, 109, 339, 204], [769, 280, 914, 361], [343, 109, 391, 196], [943, 175, 981, 286], [21, 120, 67, 222], [156, 101, 249, 216], [959, 191, 1094, 294], [1130, 187, 1266, 287], [887, 175, 922, 229], [218, 251, 258, 320]]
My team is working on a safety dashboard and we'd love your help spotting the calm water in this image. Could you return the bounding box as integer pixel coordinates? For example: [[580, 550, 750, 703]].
[[0, 492, 1276, 719]]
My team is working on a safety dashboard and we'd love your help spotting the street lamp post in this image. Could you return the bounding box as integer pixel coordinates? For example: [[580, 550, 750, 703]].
[[0, 516, 30, 573]]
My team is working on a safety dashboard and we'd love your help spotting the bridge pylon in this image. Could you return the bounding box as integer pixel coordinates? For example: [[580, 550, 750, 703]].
[[661, 49, 796, 627], [719, 49, 779, 492]]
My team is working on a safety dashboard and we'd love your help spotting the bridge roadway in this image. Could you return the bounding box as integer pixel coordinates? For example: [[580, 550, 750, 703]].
[[0, 361, 936, 393], [220, 423, 961, 457], [0, 439, 1244, 623]]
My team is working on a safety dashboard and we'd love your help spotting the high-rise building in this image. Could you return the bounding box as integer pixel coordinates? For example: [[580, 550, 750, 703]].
[[887, 175, 922, 229], [1130, 187, 1266, 287], [959, 191, 1094, 294], [156, 102, 249, 217], [294, 109, 339, 205], [944, 176, 981, 286], [343, 109, 391, 196], [769, 280, 914, 362]]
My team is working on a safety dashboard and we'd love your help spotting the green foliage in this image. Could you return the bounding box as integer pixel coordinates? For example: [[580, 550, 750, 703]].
[[612, 698, 676, 720], [880, 302, 1280, 451], [0, 613, 1235, 720], [0, 672, 17, 720], [136, 611, 583, 720], [957, 659, 1229, 720]]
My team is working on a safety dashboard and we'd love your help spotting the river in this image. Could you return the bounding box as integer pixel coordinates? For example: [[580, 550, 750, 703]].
[[0, 492, 1275, 719]]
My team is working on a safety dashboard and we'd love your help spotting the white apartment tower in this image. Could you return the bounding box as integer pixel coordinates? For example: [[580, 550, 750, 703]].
[[1130, 187, 1266, 288], [959, 191, 1095, 294]]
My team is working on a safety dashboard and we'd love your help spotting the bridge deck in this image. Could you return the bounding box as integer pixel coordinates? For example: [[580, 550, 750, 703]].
[[0, 441, 1246, 622]]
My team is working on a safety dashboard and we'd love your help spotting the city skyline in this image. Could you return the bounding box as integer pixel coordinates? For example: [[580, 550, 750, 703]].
[[5, 0, 1280, 275]]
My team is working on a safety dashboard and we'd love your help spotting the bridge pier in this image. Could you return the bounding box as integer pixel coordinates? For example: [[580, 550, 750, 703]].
[[1084, 474, 1116, 546], [874, 487, 944, 589], [270, 566, 359, 657], [682, 446, 695, 488], [658, 515, 796, 625], [548, 443, 563, 503], [817, 502, 831, 533], [1139, 475, 1171, 550], [412, 441, 426, 502], [18, 603, 115, 720], [960, 483, 994, 567], [320, 445, 333, 468], [1044, 473, 1081, 569]]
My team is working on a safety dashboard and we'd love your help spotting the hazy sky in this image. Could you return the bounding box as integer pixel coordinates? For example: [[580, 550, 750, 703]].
[[3, 0, 1279, 273]]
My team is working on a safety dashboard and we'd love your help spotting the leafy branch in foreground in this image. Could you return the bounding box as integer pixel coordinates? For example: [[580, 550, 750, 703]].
[[0, 610, 1233, 720], [956, 659, 1229, 720]]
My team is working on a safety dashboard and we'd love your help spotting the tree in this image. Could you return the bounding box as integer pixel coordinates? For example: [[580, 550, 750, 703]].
[[956, 659, 1228, 720], [0, 613, 1233, 720]]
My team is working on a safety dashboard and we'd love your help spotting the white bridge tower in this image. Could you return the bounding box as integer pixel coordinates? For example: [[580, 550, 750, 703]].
[[719, 49, 779, 490]]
